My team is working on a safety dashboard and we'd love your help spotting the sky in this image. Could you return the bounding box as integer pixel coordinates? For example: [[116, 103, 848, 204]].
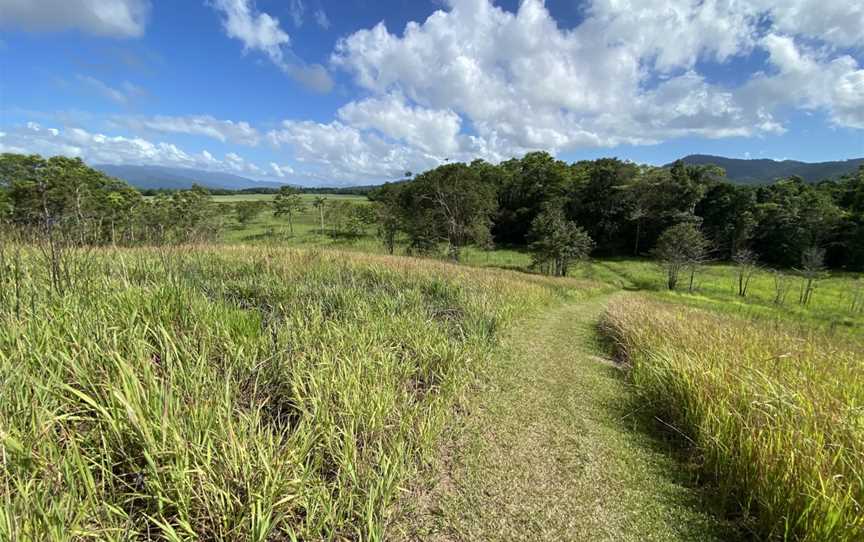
[[0, 0, 862, 186]]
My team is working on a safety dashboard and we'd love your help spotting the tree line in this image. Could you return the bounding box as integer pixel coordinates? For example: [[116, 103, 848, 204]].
[[2, 151, 863, 281], [0, 154, 377, 245], [0, 154, 223, 245], [370, 152, 864, 275]]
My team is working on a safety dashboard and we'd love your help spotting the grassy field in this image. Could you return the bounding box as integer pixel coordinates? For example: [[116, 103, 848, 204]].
[[0, 243, 599, 540], [5, 193, 857, 539], [217, 193, 374, 247], [215, 194, 864, 333], [210, 194, 368, 203], [599, 296, 864, 541]]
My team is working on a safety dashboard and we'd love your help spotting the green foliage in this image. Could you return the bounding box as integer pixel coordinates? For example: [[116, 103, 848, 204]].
[[370, 184, 402, 254], [375, 162, 497, 260], [273, 186, 306, 235], [753, 177, 842, 267], [0, 189, 13, 223], [311, 195, 327, 232], [3, 152, 863, 273], [0, 153, 221, 244], [494, 151, 574, 244], [233, 200, 266, 225], [698, 183, 757, 259], [325, 200, 376, 238], [652, 223, 709, 290], [528, 207, 594, 276]]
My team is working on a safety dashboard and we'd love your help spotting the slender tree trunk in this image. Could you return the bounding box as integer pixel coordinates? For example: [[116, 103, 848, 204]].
[[667, 265, 679, 290], [449, 242, 460, 262], [634, 220, 641, 256]]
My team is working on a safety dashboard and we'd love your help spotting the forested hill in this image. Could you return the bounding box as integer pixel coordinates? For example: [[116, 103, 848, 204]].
[[94, 164, 285, 190], [675, 155, 864, 184]]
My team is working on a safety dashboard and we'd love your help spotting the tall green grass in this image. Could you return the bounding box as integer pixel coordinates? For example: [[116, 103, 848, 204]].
[[600, 296, 864, 541], [583, 259, 864, 332], [0, 245, 597, 540]]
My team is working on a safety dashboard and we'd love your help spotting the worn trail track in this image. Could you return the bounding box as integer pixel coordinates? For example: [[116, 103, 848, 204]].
[[394, 294, 738, 541]]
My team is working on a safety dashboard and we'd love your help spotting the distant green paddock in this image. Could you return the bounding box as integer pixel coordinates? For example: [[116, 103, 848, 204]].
[[209, 193, 368, 203], [577, 259, 864, 337], [142, 193, 368, 203], [216, 193, 372, 246]]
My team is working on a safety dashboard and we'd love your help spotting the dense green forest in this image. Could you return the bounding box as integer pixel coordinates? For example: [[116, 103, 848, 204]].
[[370, 152, 864, 271], [2, 152, 863, 272]]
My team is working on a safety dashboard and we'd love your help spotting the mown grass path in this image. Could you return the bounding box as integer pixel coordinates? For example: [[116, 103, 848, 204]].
[[394, 294, 740, 541]]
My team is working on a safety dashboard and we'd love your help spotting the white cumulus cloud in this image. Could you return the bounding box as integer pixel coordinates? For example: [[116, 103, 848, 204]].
[[0, 122, 278, 179], [114, 114, 261, 145], [267, 120, 440, 181], [302, 0, 861, 180], [0, 0, 150, 37], [337, 94, 462, 156], [210, 0, 333, 93]]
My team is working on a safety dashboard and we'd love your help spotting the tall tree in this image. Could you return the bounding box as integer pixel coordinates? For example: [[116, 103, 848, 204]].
[[732, 248, 759, 297], [402, 162, 497, 260], [528, 207, 594, 276], [753, 178, 841, 268], [570, 158, 638, 254], [370, 183, 403, 254], [494, 152, 573, 245], [234, 201, 265, 225], [698, 183, 757, 259]]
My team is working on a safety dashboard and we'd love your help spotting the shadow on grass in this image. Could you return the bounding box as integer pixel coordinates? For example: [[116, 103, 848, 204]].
[[592, 325, 757, 541], [239, 230, 293, 242]]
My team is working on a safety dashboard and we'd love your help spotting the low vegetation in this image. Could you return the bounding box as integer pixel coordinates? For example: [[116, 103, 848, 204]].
[[599, 296, 864, 541], [0, 243, 595, 540], [2, 151, 863, 541]]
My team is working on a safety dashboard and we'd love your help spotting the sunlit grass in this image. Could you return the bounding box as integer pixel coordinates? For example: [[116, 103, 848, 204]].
[[221, 205, 864, 335], [0, 244, 599, 540], [580, 259, 864, 337], [599, 296, 864, 541]]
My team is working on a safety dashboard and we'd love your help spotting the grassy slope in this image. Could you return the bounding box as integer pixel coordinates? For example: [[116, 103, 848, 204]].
[[600, 296, 864, 541], [394, 295, 741, 541], [0, 245, 600, 540], [217, 203, 864, 335], [584, 259, 864, 331]]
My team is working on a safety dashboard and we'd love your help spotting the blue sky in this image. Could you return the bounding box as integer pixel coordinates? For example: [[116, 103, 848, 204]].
[[1, 0, 862, 185]]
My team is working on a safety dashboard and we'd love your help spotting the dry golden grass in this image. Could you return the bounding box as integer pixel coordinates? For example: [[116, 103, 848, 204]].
[[600, 296, 864, 541]]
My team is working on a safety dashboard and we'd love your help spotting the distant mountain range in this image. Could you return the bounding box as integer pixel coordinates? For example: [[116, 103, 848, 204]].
[[96, 155, 864, 191], [94, 164, 286, 191], [675, 155, 864, 184]]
